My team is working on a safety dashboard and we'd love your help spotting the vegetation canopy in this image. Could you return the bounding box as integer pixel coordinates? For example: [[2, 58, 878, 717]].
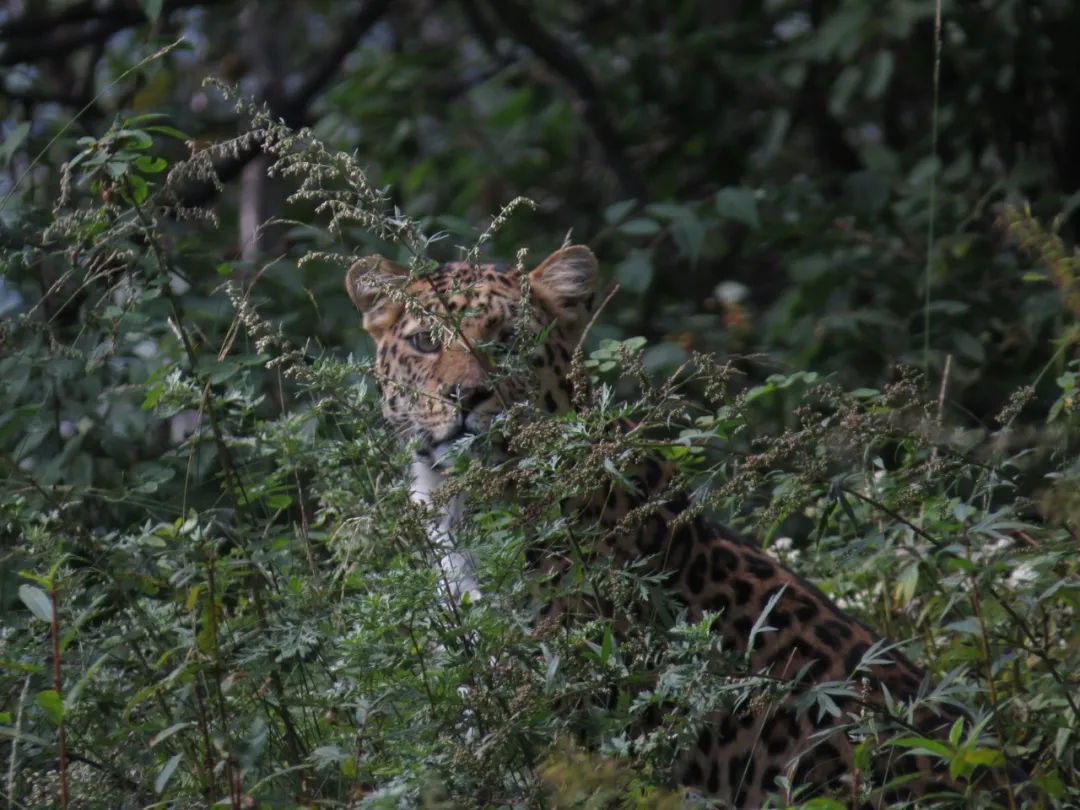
[[1, 2, 1079, 809]]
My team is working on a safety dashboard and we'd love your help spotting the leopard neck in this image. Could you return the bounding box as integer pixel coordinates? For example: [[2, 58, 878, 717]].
[[409, 455, 480, 604]]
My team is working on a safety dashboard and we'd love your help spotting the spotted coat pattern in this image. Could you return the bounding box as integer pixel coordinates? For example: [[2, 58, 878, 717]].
[[345, 246, 1018, 809]]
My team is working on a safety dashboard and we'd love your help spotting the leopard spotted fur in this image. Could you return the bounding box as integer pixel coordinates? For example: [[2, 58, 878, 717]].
[[345, 245, 1021, 809]]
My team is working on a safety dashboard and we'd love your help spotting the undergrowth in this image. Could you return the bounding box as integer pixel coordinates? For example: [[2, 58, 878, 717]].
[[1, 91, 1079, 810]]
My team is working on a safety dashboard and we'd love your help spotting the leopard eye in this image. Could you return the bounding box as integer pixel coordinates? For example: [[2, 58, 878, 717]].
[[407, 331, 440, 354]]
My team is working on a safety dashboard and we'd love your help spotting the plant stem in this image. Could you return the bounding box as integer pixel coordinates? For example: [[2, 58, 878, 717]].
[[962, 526, 1017, 810], [49, 583, 68, 810], [6, 675, 31, 806]]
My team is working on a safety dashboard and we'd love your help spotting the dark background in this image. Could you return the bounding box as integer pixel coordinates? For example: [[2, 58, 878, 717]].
[[3, 3, 1080, 808], [2, 0, 1076, 425]]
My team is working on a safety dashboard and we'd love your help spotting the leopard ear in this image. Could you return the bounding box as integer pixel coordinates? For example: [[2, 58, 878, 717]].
[[346, 255, 410, 337], [527, 245, 599, 324]]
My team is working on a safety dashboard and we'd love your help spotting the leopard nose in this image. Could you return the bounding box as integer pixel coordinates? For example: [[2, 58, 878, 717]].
[[447, 385, 490, 412]]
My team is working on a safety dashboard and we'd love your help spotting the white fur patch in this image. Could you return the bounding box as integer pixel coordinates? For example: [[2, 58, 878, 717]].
[[410, 456, 481, 604]]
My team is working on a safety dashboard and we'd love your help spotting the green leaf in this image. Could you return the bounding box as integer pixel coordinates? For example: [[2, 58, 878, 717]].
[[544, 651, 561, 694], [70, 453, 93, 487], [925, 299, 971, 315], [715, 187, 760, 230], [944, 617, 983, 635], [146, 124, 191, 140], [849, 387, 881, 398], [266, 493, 293, 509], [810, 4, 870, 59], [127, 174, 150, 204], [142, 384, 165, 410], [829, 65, 862, 115], [0, 121, 31, 167], [155, 752, 182, 794], [864, 50, 895, 100], [643, 342, 688, 374], [124, 681, 166, 723], [604, 199, 637, 224], [748, 584, 786, 651], [18, 584, 53, 622], [835, 491, 861, 534], [0, 660, 46, 675], [600, 625, 614, 663], [0, 726, 52, 748], [962, 748, 1004, 768], [895, 563, 919, 605], [65, 652, 111, 712], [948, 716, 964, 746], [801, 800, 848, 810], [953, 331, 985, 364], [141, 0, 164, 22], [125, 113, 170, 125], [615, 250, 653, 294], [136, 155, 168, 174], [35, 690, 64, 725], [844, 171, 891, 217], [150, 721, 194, 749], [644, 202, 688, 220], [234, 717, 268, 772], [619, 218, 661, 237], [671, 209, 705, 266], [907, 155, 941, 189], [105, 160, 129, 179], [184, 585, 202, 611], [888, 737, 953, 760]]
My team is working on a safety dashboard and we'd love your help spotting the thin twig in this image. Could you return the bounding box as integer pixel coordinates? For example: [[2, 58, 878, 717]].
[[936, 354, 952, 421], [5, 675, 31, 806], [839, 485, 945, 550], [924, 352, 951, 487], [574, 279, 620, 357], [49, 583, 68, 810], [961, 524, 1017, 810], [193, 679, 218, 802], [922, 0, 944, 376], [569, 280, 620, 412]]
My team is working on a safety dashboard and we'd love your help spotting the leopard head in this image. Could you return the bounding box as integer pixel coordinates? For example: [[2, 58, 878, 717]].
[[346, 245, 599, 463]]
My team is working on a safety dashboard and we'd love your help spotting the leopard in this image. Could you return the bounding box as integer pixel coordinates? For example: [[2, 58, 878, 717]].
[[344, 244, 1025, 809]]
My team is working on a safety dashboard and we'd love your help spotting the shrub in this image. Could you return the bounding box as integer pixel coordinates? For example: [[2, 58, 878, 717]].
[[1, 103, 1078, 810]]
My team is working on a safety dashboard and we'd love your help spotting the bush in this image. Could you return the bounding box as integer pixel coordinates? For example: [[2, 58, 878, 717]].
[[2, 103, 1079, 810]]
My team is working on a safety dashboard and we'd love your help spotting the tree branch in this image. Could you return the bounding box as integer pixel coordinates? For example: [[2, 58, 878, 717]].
[[0, 0, 390, 208], [0, 85, 86, 108], [0, 17, 131, 66], [173, 0, 393, 209], [0, 0, 219, 66], [478, 0, 646, 204], [66, 751, 147, 798], [286, 0, 393, 120], [0, 0, 102, 41]]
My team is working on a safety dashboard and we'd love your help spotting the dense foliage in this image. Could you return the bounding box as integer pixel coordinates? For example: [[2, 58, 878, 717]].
[[2, 1, 1080, 808]]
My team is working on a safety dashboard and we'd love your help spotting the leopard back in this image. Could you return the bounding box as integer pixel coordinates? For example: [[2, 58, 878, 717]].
[[346, 244, 1023, 808]]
